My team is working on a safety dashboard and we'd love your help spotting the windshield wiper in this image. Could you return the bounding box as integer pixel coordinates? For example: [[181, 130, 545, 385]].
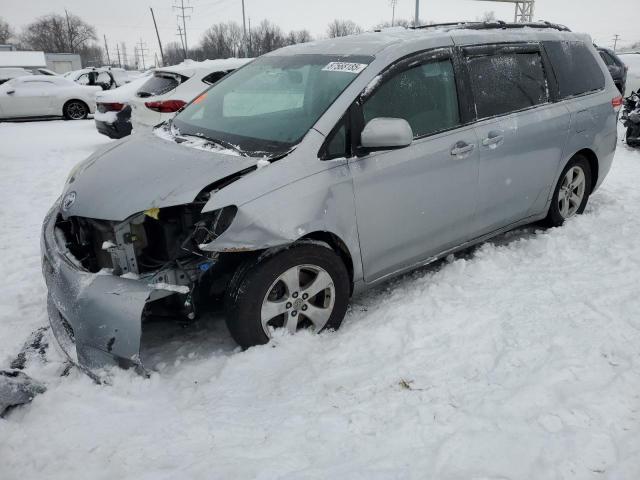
[[174, 133, 247, 157]]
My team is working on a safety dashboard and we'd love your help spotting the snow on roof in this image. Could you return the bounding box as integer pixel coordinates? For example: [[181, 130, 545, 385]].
[[157, 57, 253, 77], [0, 51, 47, 68]]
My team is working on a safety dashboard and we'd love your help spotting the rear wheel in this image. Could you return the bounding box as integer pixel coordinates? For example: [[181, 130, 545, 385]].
[[225, 243, 350, 349], [544, 155, 592, 227], [63, 100, 88, 120]]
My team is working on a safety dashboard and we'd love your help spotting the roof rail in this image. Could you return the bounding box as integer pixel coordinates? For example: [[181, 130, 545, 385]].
[[410, 20, 571, 32]]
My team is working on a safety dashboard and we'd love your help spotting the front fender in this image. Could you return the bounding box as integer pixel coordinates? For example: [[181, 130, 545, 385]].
[[199, 162, 364, 282]]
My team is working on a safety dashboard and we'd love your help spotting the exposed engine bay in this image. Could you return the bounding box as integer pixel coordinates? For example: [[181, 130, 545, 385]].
[[55, 195, 241, 319]]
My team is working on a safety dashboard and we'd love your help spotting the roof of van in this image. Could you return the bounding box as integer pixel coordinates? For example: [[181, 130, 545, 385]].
[[268, 22, 586, 57]]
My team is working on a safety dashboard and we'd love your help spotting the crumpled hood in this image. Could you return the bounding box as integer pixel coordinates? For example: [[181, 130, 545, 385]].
[[62, 132, 258, 221]]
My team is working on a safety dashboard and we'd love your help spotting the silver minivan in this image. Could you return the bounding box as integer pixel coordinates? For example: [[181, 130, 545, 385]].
[[42, 22, 620, 373]]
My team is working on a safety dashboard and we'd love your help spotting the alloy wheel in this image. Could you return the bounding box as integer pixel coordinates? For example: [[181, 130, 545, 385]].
[[261, 264, 335, 336], [558, 166, 586, 219], [67, 102, 87, 120]]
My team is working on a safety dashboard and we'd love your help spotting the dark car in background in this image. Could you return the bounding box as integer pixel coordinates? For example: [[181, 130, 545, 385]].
[[598, 47, 628, 94]]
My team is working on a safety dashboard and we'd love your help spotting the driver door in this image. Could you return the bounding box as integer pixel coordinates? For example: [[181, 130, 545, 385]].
[[1, 79, 54, 117], [348, 51, 480, 282]]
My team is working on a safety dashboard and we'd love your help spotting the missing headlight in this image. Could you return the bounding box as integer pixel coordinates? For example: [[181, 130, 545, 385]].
[[191, 206, 238, 247]]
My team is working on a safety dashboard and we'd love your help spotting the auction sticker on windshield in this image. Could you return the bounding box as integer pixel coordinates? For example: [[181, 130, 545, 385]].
[[322, 62, 368, 74]]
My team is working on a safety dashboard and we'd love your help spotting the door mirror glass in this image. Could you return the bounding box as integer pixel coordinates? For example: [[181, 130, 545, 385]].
[[360, 117, 413, 150]]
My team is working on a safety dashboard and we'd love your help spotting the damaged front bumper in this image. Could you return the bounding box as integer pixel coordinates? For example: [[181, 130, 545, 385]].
[[41, 205, 181, 377]]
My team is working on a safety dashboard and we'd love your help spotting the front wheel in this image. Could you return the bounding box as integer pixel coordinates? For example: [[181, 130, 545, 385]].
[[63, 100, 88, 120], [543, 155, 592, 227], [225, 243, 350, 349]]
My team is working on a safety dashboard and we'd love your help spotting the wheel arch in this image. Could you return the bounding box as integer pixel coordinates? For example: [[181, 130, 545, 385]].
[[300, 231, 354, 295], [572, 148, 599, 193]]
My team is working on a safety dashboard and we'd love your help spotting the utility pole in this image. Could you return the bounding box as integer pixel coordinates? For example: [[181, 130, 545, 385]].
[[150, 7, 165, 66], [121, 42, 128, 69], [173, 0, 193, 58], [414, 0, 420, 27], [137, 39, 148, 70], [115, 43, 122, 68], [390, 0, 398, 27], [103, 34, 111, 66], [241, 0, 248, 57], [65, 9, 74, 53], [177, 24, 186, 58], [613, 34, 620, 52], [248, 17, 252, 57]]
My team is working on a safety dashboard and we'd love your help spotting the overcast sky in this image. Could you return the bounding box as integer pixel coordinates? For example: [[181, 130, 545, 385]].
[[3, 0, 638, 66]]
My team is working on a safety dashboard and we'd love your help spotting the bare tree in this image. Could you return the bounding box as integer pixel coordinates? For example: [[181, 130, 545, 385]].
[[22, 13, 96, 53], [477, 11, 497, 22], [0, 17, 13, 44], [250, 20, 287, 56], [164, 42, 186, 66], [285, 29, 313, 46], [327, 19, 363, 38], [374, 18, 412, 29], [201, 21, 244, 59]]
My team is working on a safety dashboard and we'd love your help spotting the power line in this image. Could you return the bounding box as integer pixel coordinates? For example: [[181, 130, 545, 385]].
[[173, 0, 193, 57]]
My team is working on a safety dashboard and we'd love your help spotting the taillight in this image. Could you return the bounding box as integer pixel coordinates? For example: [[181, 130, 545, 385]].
[[97, 102, 125, 112], [612, 96, 623, 112], [144, 100, 186, 113]]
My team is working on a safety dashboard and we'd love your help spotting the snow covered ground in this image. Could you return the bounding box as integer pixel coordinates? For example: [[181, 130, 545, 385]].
[[1, 119, 640, 479]]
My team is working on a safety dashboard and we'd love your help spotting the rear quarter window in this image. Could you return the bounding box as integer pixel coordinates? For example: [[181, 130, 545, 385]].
[[466, 51, 548, 119], [137, 72, 187, 97], [202, 70, 233, 85], [544, 41, 605, 99]]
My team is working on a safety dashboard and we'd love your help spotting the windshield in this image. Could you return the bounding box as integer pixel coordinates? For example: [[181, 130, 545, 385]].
[[172, 54, 373, 156]]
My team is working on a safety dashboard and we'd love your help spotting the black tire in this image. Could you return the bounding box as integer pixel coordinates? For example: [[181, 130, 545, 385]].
[[63, 100, 89, 120], [225, 243, 350, 349], [543, 155, 592, 227]]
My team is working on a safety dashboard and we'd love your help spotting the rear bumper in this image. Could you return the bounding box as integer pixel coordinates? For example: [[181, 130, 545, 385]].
[[94, 107, 132, 139], [41, 205, 154, 375]]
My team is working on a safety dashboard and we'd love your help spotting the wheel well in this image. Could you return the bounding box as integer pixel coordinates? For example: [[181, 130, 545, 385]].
[[574, 148, 599, 192], [301, 231, 354, 294]]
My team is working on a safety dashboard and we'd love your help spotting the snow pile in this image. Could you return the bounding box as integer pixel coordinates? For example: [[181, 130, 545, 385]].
[[1, 120, 640, 478], [92, 110, 118, 123]]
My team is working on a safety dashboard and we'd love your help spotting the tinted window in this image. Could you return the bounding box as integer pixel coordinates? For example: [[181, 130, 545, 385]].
[[467, 52, 548, 119], [202, 70, 232, 85], [137, 72, 185, 97], [362, 59, 460, 138], [599, 51, 615, 66], [544, 41, 605, 99], [323, 120, 347, 159]]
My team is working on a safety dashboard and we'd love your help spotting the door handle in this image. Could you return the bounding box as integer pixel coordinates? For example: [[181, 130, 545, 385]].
[[481, 131, 504, 147], [450, 141, 475, 157]]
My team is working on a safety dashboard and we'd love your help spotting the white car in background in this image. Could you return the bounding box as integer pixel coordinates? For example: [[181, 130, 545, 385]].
[[130, 58, 252, 131], [64, 67, 136, 91], [0, 67, 32, 85], [0, 75, 100, 120], [619, 53, 640, 93]]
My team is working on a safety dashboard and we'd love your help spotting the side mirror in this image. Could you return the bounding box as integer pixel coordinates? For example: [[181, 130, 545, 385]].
[[360, 117, 413, 151]]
